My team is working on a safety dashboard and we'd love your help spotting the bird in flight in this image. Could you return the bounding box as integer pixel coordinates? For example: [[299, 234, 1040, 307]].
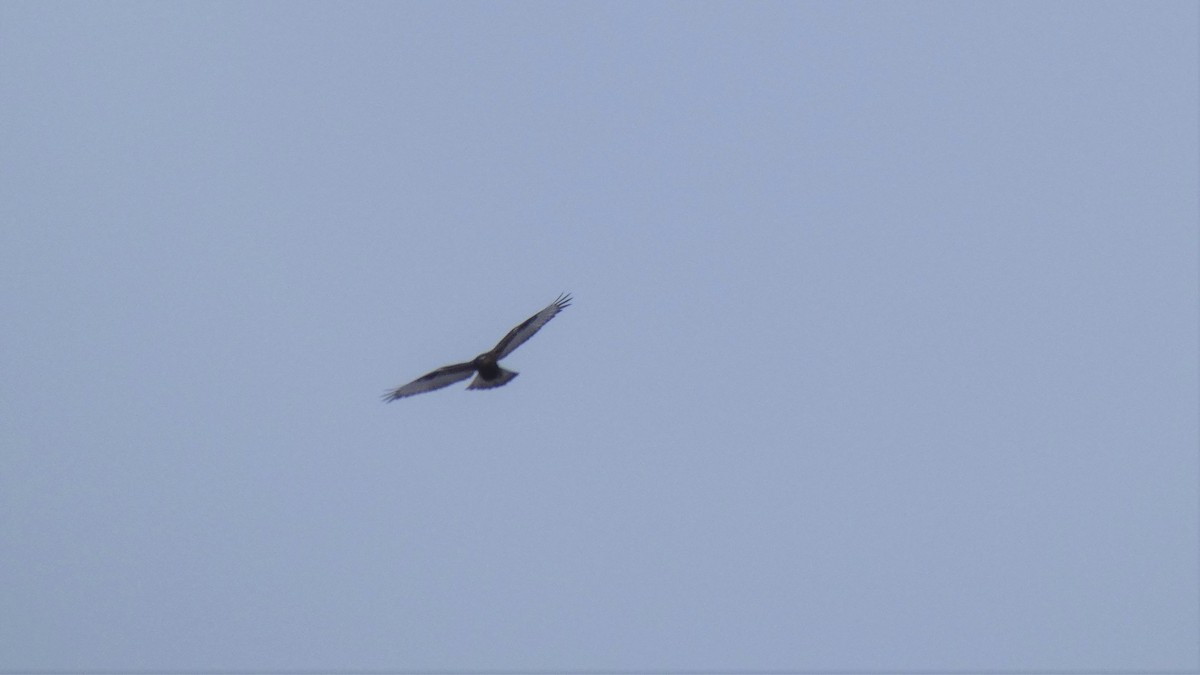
[[383, 293, 572, 402]]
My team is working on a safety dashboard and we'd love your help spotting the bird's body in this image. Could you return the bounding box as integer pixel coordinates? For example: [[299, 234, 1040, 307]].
[[383, 293, 571, 401]]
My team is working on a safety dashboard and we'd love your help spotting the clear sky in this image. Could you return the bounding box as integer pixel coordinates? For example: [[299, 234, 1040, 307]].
[[1, 1, 1197, 672]]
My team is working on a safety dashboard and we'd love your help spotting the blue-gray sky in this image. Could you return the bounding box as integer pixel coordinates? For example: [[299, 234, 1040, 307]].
[[1, 1, 1197, 672]]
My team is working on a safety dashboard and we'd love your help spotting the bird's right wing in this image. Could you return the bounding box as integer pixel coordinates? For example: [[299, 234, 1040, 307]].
[[382, 362, 475, 401], [490, 293, 572, 360]]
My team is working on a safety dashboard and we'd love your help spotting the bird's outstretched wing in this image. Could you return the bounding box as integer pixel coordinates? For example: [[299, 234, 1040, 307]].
[[382, 362, 475, 402], [490, 293, 572, 360]]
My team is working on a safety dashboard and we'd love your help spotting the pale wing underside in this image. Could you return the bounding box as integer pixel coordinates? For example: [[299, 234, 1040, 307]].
[[382, 362, 474, 401], [491, 293, 572, 360]]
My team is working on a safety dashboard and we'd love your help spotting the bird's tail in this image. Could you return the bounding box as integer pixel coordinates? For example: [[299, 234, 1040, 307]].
[[467, 368, 518, 390]]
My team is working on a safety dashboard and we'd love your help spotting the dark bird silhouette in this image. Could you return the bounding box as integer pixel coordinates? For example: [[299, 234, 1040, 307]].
[[382, 293, 572, 401]]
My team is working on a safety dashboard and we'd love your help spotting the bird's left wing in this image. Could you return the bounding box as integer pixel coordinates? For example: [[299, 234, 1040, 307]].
[[382, 362, 475, 402], [490, 293, 572, 360]]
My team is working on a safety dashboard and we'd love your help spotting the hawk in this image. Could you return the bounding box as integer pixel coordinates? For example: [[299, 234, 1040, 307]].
[[382, 293, 572, 402]]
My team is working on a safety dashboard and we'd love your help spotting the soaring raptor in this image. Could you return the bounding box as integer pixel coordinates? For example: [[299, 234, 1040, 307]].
[[383, 293, 572, 401]]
